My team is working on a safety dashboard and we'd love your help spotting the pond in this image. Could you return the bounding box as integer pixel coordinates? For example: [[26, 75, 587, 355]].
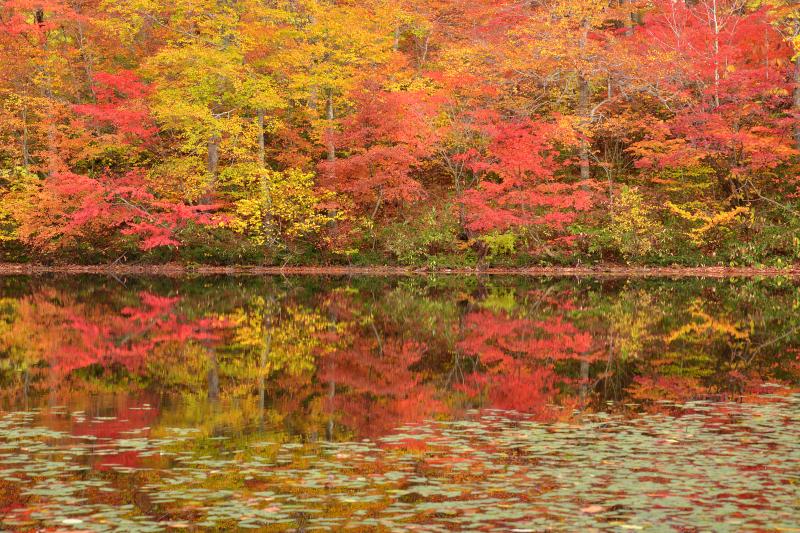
[[0, 275, 798, 531]]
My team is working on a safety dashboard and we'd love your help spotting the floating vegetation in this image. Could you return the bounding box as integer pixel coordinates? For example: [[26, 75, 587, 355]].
[[1, 395, 799, 531]]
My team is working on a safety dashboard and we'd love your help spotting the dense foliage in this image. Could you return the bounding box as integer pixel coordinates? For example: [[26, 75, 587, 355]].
[[1, 0, 799, 266]]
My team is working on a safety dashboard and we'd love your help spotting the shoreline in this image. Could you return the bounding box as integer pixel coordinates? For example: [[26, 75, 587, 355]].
[[0, 263, 799, 277]]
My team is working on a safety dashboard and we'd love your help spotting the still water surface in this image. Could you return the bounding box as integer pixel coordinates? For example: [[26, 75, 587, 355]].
[[0, 275, 798, 531]]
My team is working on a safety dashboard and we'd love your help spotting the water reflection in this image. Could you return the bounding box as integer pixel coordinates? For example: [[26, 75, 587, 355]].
[[2, 276, 798, 426], [0, 276, 798, 530]]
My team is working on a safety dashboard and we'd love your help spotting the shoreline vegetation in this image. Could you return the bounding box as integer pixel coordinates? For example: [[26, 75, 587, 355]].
[[2, 263, 800, 278]]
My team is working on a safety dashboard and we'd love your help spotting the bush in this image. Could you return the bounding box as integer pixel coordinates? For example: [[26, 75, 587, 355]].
[[478, 231, 517, 260], [172, 223, 269, 265], [383, 206, 463, 266], [609, 186, 662, 261], [665, 201, 750, 249]]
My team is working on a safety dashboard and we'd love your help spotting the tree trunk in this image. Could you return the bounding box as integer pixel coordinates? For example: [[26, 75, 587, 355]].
[[258, 315, 272, 430], [326, 380, 335, 441], [711, 0, 720, 109], [454, 170, 468, 239], [257, 110, 275, 240], [207, 347, 219, 402], [207, 134, 220, 175], [326, 89, 335, 163], [580, 358, 590, 409], [578, 74, 591, 182], [21, 106, 30, 168], [578, 18, 591, 183], [36, 8, 58, 176], [257, 109, 266, 167], [75, 12, 96, 103], [258, 362, 265, 429], [622, 0, 634, 37], [45, 113, 57, 176], [23, 368, 29, 411], [200, 134, 220, 204]]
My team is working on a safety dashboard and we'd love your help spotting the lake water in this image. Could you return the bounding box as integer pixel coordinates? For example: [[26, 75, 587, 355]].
[[0, 275, 798, 531]]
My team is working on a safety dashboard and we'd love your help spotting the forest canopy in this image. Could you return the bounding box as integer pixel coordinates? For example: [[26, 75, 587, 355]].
[[1, 0, 799, 267]]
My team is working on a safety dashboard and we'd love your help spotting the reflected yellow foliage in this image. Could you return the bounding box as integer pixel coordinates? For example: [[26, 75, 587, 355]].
[[227, 297, 345, 380], [666, 300, 750, 343], [607, 289, 659, 360]]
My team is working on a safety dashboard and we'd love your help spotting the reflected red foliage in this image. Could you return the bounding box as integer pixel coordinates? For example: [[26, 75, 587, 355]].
[[455, 306, 597, 419], [320, 338, 444, 438]]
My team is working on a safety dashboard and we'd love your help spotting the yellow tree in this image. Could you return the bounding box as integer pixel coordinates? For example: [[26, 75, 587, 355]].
[[105, 0, 284, 202], [267, 0, 395, 165], [223, 295, 346, 426], [504, 0, 644, 183]]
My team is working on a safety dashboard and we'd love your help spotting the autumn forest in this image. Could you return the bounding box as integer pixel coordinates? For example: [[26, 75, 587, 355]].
[[1, 0, 800, 267]]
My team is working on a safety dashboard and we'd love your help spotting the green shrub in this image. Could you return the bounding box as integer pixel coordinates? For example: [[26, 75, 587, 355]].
[[478, 231, 517, 260], [383, 206, 461, 266], [609, 186, 663, 261], [172, 223, 269, 265]]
